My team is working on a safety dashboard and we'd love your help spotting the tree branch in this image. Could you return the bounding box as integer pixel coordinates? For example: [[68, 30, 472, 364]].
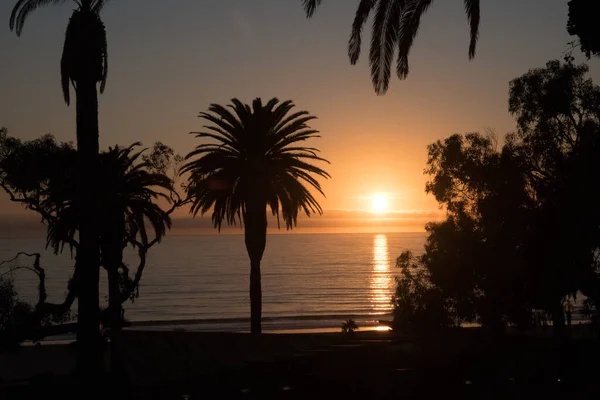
[[1, 252, 76, 341]]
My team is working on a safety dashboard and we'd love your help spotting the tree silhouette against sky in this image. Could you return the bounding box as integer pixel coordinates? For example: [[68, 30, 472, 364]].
[[10, 0, 110, 370], [183, 98, 330, 334]]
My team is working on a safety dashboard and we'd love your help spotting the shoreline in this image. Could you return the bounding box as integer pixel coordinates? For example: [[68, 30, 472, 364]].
[[127, 312, 392, 327], [24, 313, 393, 345]]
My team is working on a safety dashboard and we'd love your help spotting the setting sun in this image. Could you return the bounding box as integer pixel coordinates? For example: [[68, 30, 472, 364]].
[[371, 194, 388, 214]]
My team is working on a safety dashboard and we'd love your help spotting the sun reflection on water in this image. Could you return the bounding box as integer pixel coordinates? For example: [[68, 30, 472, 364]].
[[370, 234, 393, 313]]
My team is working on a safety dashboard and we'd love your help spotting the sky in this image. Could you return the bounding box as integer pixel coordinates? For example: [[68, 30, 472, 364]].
[[0, 0, 598, 233]]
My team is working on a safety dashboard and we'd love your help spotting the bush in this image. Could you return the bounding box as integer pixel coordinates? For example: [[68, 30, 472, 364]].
[[583, 297, 600, 334], [0, 276, 33, 349], [392, 251, 456, 333]]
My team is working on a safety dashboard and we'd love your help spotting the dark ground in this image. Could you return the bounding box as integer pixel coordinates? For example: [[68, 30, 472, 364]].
[[2, 327, 600, 399]]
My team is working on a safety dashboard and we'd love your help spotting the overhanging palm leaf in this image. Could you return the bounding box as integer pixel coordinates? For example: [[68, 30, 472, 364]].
[[304, 0, 481, 94], [302, 0, 322, 18], [183, 98, 330, 334]]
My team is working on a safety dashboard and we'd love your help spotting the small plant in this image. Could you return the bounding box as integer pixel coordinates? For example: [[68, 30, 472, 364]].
[[341, 319, 358, 333]]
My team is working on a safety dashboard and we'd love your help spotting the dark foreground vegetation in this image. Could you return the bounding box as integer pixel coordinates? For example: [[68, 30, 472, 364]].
[[1, 328, 599, 399]]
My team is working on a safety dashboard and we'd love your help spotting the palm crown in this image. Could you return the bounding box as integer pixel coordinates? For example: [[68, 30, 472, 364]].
[[45, 143, 173, 254], [10, 0, 109, 105], [182, 98, 330, 230], [303, 0, 480, 94]]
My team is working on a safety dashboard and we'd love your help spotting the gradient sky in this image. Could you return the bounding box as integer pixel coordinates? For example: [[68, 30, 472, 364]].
[[1, 0, 598, 229]]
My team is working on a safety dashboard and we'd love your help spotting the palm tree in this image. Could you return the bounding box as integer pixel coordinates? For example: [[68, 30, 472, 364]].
[[182, 98, 330, 334], [10, 0, 109, 354], [46, 144, 173, 330], [98, 144, 172, 329], [302, 0, 480, 94]]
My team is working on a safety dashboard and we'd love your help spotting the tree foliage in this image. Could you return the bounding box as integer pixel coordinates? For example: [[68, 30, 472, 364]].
[[0, 130, 187, 330], [395, 60, 600, 332], [392, 251, 455, 332], [0, 253, 73, 348], [567, 0, 600, 58]]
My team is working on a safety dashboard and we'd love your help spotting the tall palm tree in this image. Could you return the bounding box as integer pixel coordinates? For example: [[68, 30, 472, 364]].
[[45, 144, 173, 329], [10, 0, 109, 356], [303, 0, 480, 94], [182, 98, 330, 334]]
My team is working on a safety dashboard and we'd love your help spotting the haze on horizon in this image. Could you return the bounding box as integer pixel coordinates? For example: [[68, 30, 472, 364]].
[[1, 0, 597, 231]]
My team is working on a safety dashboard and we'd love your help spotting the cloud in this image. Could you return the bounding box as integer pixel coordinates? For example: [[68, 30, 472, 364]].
[[169, 209, 444, 235], [0, 208, 444, 239]]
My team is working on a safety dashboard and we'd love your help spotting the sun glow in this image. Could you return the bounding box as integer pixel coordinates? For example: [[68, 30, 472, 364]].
[[371, 194, 388, 214]]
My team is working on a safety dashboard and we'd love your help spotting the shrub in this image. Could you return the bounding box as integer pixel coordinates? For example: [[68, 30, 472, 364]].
[[392, 251, 455, 333], [0, 276, 33, 349]]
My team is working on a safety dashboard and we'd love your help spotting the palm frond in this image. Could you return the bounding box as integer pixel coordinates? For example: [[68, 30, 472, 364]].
[[184, 98, 329, 232], [464, 0, 480, 59], [302, 0, 323, 18], [10, 0, 70, 36], [349, 0, 378, 64], [44, 142, 174, 256], [370, 0, 403, 95], [91, 0, 111, 12], [396, 0, 433, 80]]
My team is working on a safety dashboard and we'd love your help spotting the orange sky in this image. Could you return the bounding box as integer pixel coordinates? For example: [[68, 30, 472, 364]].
[[1, 0, 598, 232]]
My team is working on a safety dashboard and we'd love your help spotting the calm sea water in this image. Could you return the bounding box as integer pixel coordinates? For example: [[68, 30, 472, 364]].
[[0, 232, 426, 328]]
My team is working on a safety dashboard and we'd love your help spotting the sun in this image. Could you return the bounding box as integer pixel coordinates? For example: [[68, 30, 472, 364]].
[[371, 194, 388, 214]]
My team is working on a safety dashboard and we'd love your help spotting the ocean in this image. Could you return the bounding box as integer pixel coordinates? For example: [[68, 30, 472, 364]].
[[0, 232, 427, 332]]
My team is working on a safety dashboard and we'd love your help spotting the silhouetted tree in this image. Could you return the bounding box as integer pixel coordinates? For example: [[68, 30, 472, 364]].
[[0, 274, 30, 349], [0, 130, 77, 248], [509, 60, 600, 332], [567, 0, 600, 58], [392, 251, 455, 332], [1, 131, 185, 331], [46, 144, 175, 330], [183, 98, 330, 334], [0, 253, 73, 348], [341, 318, 358, 333], [419, 60, 600, 334], [10, 0, 110, 362], [424, 133, 536, 330], [303, 0, 480, 94]]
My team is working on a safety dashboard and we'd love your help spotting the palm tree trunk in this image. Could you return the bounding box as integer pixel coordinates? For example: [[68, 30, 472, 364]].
[[552, 300, 565, 338], [103, 214, 126, 330], [74, 76, 101, 373], [107, 264, 122, 329], [250, 259, 262, 334], [244, 201, 267, 335], [106, 244, 125, 330]]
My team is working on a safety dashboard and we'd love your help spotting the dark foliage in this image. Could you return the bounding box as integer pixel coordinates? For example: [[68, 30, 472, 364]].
[[0, 253, 73, 349], [0, 276, 31, 349], [567, 0, 600, 58], [1, 130, 184, 330], [392, 251, 455, 332], [395, 60, 600, 333]]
